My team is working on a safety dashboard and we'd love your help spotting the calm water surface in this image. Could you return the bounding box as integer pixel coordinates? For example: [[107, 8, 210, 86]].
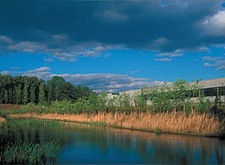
[[57, 123, 225, 165], [3, 120, 225, 165]]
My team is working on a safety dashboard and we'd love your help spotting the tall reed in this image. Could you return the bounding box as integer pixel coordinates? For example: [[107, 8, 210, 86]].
[[11, 111, 225, 136]]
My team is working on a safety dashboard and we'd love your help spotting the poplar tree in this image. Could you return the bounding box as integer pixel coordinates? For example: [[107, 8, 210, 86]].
[[55, 85, 61, 101], [8, 88, 13, 104], [48, 84, 53, 103], [4, 90, 8, 104], [23, 84, 29, 104], [0, 90, 3, 104], [30, 85, 36, 103], [16, 84, 22, 104], [39, 83, 46, 104]]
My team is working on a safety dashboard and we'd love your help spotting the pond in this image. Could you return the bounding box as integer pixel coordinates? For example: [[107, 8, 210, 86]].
[[1, 119, 225, 164]]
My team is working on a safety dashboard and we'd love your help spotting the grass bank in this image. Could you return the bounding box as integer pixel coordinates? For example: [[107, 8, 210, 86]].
[[10, 111, 225, 137]]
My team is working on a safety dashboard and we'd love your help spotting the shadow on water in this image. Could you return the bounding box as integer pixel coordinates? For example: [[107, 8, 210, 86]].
[[1, 119, 225, 164]]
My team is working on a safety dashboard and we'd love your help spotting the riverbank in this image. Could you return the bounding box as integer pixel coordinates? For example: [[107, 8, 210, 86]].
[[10, 111, 225, 137]]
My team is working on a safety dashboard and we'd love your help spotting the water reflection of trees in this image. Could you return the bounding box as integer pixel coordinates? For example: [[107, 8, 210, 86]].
[[69, 124, 225, 165], [0, 120, 74, 164], [0, 121, 75, 146], [2, 121, 224, 164], [147, 135, 225, 165]]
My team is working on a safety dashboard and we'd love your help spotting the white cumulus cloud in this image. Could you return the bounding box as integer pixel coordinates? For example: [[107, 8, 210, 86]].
[[201, 10, 225, 37]]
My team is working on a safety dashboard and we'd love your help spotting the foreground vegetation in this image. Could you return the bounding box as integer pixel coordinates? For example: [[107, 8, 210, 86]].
[[0, 141, 59, 164], [0, 119, 61, 164]]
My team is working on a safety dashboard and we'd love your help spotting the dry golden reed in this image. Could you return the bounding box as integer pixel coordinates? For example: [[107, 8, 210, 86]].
[[0, 116, 6, 124], [11, 111, 225, 136]]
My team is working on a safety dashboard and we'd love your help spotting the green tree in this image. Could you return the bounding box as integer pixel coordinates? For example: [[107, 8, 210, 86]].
[[38, 83, 46, 104], [98, 91, 107, 112], [87, 93, 99, 113], [4, 90, 8, 104], [30, 84, 36, 103], [23, 84, 29, 104], [74, 85, 92, 100], [135, 87, 148, 112], [16, 84, 22, 104], [0, 90, 3, 104], [8, 88, 13, 104], [0, 74, 4, 103], [47, 76, 66, 102], [118, 92, 131, 112], [61, 82, 76, 101], [172, 79, 190, 111], [47, 84, 53, 103], [54, 85, 61, 101], [29, 77, 39, 104]]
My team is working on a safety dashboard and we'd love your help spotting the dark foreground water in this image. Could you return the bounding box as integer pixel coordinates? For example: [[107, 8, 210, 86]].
[[1, 119, 225, 165]]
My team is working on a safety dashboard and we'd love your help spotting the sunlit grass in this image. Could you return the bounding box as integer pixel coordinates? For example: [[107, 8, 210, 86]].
[[10, 111, 225, 136]]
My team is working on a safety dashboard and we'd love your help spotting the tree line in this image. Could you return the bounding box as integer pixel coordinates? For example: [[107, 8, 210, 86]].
[[1, 75, 224, 115], [0, 74, 92, 105]]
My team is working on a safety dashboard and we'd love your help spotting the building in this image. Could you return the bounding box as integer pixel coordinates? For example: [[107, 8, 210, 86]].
[[116, 78, 225, 103]]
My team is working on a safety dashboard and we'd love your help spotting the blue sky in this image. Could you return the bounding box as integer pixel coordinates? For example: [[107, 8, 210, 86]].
[[0, 0, 225, 92]]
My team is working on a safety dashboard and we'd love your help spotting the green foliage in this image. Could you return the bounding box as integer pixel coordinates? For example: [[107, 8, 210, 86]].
[[197, 97, 212, 114], [0, 75, 223, 115], [23, 83, 29, 104], [0, 75, 92, 105], [46, 76, 92, 103], [4, 90, 8, 104], [172, 79, 189, 111], [15, 84, 22, 104], [0, 119, 61, 164], [30, 85, 36, 104], [8, 88, 13, 104], [88, 93, 100, 113], [98, 91, 107, 112], [173, 79, 188, 101], [0, 141, 60, 164], [154, 128, 162, 134], [47, 83, 53, 103], [118, 92, 131, 108], [38, 83, 46, 104], [134, 87, 148, 112], [74, 85, 92, 100]]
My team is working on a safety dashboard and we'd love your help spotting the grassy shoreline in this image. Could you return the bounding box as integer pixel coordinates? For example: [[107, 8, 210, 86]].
[[1, 103, 225, 137], [9, 111, 225, 137]]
